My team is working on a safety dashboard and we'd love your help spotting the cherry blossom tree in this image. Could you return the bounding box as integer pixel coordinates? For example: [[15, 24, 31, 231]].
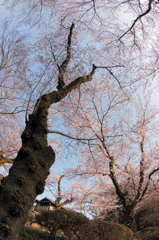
[[53, 88, 159, 229], [46, 174, 75, 208], [48, 88, 159, 229], [0, 0, 159, 238], [0, 20, 31, 166], [46, 171, 97, 215]]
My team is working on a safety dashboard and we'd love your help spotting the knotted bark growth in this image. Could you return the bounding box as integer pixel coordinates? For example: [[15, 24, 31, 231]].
[[0, 94, 56, 240]]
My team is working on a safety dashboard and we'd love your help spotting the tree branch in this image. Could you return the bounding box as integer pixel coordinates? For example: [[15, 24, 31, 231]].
[[134, 136, 147, 204], [109, 156, 128, 207], [48, 130, 97, 141], [55, 175, 65, 206], [118, 0, 155, 40], [56, 198, 74, 208], [0, 158, 14, 166], [0, 152, 14, 166], [95, 65, 128, 97], [54, 63, 97, 100], [54, 174, 74, 208], [57, 22, 75, 90], [141, 167, 159, 199]]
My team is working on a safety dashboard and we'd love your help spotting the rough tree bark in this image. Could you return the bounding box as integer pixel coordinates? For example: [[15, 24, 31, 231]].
[[0, 23, 96, 240]]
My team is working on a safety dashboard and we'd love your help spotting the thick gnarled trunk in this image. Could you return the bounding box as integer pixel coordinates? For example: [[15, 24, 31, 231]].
[[0, 98, 55, 240], [0, 147, 55, 240]]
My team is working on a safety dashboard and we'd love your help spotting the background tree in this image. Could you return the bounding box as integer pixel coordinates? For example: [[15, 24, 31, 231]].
[[46, 174, 75, 208], [46, 171, 97, 215], [0, 20, 29, 165], [50, 88, 159, 229]]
